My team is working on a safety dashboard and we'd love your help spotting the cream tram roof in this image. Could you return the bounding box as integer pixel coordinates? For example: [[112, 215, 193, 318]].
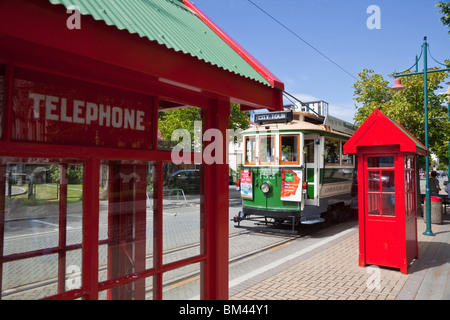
[[242, 111, 356, 138]]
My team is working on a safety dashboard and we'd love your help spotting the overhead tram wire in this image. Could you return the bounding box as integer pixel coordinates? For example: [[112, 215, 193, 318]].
[[247, 0, 358, 81]]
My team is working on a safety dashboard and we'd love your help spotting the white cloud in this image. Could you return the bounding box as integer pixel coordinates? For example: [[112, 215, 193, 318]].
[[283, 93, 320, 105], [328, 102, 357, 123]]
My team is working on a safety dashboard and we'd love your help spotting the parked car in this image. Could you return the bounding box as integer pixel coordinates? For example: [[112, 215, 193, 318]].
[[167, 169, 200, 194]]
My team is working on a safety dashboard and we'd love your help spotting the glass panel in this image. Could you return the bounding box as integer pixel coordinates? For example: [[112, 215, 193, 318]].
[[280, 135, 298, 164], [99, 160, 153, 299], [382, 171, 395, 193], [368, 171, 380, 192], [158, 101, 201, 151], [259, 135, 275, 164], [1, 158, 84, 299], [382, 194, 395, 216], [341, 142, 353, 165], [163, 263, 201, 300], [405, 156, 413, 169], [323, 168, 354, 184], [405, 156, 415, 216], [324, 139, 340, 164], [367, 156, 394, 168], [304, 139, 315, 163], [245, 136, 256, 164], [162, 162, 202, 265], [2, 254, 59, 300], [368, 193, 381, 215], [99, 278, 148, 300], [0, 64, 4, 139], [65, 249, 83, 292]]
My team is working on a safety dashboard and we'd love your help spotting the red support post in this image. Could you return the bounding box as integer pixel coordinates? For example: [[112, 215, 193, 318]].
[[82, 157, 100, 300], [153, 162, 164, 300], [58, 163, 68, 294], [202, 99, 230, 300], [0, 164, 5, 298]]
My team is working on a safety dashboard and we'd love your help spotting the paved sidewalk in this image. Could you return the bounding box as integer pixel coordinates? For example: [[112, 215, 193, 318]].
[[230, 215, 449, 300]]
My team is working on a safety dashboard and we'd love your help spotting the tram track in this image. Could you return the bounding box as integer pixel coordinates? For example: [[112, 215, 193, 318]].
[[1, 222, 331, 299], [162, 223, 327, 293]]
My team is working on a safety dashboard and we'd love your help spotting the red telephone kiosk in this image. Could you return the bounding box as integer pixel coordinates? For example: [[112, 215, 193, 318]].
[[344, 109, 427, 274]]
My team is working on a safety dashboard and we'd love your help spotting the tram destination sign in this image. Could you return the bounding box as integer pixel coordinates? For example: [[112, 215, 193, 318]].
[[11, 68, 153, 149], [255, 110, 293, 124]]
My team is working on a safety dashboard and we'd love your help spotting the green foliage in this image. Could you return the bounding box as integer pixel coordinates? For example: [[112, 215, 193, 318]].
[[158, 103, 250, 147], [352, 68, 449, 165], [436, 1, 450, 33], [48, 165, 84, 184]]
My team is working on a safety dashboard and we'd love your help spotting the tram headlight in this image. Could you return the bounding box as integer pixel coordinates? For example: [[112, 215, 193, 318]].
[[260, 182, 270, 194]]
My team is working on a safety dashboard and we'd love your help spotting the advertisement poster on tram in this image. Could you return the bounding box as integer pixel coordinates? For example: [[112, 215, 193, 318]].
[[240, 169, 253, 199], [281, 169, 302, 202]]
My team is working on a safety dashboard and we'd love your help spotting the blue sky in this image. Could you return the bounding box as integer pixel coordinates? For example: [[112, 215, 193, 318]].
[[191, 0, 450, 122]]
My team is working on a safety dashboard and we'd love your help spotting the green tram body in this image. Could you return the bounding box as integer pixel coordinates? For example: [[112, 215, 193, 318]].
[[236, 110, 357, 230]]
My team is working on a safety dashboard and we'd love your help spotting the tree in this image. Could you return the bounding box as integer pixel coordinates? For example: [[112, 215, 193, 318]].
[[436, 1, 450, 33], [353, 68, 449, 165], [158, 103, 250, 149]]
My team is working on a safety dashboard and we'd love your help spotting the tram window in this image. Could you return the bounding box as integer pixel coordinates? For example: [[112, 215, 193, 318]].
[[244, 136, 256, 164], [324, 139, 340, 164], [280, 135, 299, 164], [341, 142, 353, 165], [259, 135, 275, 165], [304, 139, 315, 163], [0, 64, 4, 139]]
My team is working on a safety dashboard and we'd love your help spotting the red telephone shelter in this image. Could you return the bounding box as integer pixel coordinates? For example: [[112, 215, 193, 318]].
[[344, 109, 427, 274], [0, 0, 284, 300]]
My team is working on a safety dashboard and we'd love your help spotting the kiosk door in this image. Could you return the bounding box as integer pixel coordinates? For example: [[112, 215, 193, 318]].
[[364, 155, 398, 267]]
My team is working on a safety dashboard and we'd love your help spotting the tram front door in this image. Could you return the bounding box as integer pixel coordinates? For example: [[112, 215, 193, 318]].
[[364, 155, 398, 268]]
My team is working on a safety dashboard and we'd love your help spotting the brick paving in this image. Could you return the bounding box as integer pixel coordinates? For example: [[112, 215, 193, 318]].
[[230, 217, 447, 300]]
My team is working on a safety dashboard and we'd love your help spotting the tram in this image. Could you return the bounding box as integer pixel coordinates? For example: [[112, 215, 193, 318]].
[[234, 109, 358, 232]]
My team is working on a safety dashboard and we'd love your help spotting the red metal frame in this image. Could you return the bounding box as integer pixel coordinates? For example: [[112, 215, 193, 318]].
[[0, 0, 284, 300]]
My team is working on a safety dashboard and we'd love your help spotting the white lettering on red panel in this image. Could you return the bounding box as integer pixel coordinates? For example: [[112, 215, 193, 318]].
[[29, 92, 146, 131]]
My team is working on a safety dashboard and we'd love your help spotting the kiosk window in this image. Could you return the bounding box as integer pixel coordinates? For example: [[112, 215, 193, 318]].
[[280, 135, 299, 164], [367, 156, 394, 168], [259, 135, 275, 165], [244, 136, 256, 164], [367, 168, 396, 216]]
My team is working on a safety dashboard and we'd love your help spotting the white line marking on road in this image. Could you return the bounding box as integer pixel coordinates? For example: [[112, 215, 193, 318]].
[[32, 220, 74, 229]]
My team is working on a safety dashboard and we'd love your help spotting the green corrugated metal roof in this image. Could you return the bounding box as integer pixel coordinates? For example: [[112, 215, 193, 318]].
[[49, 0, 272, 87]]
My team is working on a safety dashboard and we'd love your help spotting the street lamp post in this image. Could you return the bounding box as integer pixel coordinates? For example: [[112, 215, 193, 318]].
[[392, 37, 450, 237]]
